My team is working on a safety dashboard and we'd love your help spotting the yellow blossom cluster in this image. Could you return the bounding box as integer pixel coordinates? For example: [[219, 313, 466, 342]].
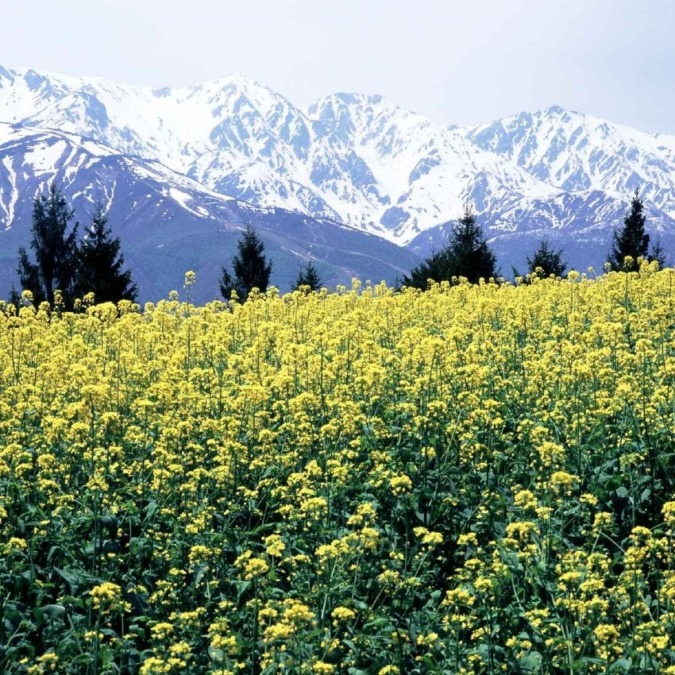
[[1, 267, 675, 672]]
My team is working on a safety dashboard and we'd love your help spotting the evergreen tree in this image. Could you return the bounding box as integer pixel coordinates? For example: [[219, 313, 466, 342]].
[[17, 183, 79, 305], [446, 208, 497, 282], [219, 268, 236, 301], [76, 204, 137, 303], [402, 248, 452, 289], [293, 261, 322, 292], [7, 285, 21, 310], [16, 249, 41, 301], [527, 239, 567, 278], [608, 189, 650, 272], [220, 225, 272, 301], [650, 238, 667, 269], [403, 208, 497, 289]]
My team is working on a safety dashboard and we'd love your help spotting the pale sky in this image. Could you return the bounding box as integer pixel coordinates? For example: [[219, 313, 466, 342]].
[[1, 0, 674, 133]]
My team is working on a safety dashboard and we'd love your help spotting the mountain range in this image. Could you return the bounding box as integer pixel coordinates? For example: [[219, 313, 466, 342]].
[[1, 64, 674, 300]]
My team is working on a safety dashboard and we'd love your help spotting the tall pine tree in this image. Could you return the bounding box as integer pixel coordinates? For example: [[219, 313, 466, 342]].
[[527, 239, 567, 278], [17, 183, 79, 306], [403, 208, 497, 288], [220, 225, 272, 301], [446, 208, 497, 283], [608, 189, 650, 272], [76, 204, 137, 303], [292, 261, 322, 292]]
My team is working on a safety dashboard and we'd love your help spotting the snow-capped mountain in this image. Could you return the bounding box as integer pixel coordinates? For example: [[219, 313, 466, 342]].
[[464, 106, 675, 218], [0, 122, 419, 301], [1, 63, 675, 279], [0, 65, 560, 244]]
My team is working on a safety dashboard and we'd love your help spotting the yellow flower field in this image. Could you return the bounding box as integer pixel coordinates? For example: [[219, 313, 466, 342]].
[[1, 267, 675, 673]]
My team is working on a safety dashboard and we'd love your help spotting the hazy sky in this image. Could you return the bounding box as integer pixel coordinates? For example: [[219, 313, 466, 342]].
[[1, 0, 674, 133]]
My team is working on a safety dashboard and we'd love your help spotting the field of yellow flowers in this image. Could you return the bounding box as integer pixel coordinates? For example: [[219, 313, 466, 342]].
[[1, 267, 675, 674]]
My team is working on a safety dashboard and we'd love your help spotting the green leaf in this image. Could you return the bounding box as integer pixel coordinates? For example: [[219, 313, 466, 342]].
[[609, 658, 632, 672], [208, 647, 224, 663], [99, 515, 118, 529], [519, 651, 543, 672], [144, 501, 158, 520], [41, 604, 66, 618], [193, 563, 208, 586], [363, 616, 392, 630], [54, 566, 87, 593]]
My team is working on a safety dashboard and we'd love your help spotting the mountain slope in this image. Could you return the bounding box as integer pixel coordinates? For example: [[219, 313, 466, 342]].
[[0, 65, 560, 244], [409, 188, 675, 274], [464, 106, 675, 218], [2, 64, 675, 276], [0, 123, 419, 302]]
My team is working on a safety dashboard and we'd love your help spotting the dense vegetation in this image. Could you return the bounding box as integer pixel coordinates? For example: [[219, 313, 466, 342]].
[[1, 265, 674, 673], [403, 209, 497, 288], [13, 185, 672, 306], [17, 186, 136, 308]]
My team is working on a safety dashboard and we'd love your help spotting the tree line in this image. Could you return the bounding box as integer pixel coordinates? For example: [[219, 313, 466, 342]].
[[12, 185, 669, 307], [217, 225, 321, 301], [403, 189, 666, 288], [12, 185, 323, 308], [14, 185, 137, 307]]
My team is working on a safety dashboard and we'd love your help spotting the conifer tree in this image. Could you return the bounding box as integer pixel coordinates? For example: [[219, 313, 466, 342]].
[[76, 204, 137, 303], [220, 225, 272, 301], [608, 190, 650, 272], [293, 261, 322, 291], [446, 208, 497, 282], [649, 238, 667, 269], [527, 239, 567, 278], [403, 208, 497, 288], [402, 248, 451, 289], [17, 183, 79, 305], [7, 285, 21, 310]]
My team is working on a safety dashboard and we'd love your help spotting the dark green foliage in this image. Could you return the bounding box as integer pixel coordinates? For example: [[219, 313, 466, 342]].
[[608, 190, 651, 271], [403, 209, 497, 288], [16, 249, 41, 300], [293, 261, 322, 292], [219, 267, 236, 301], [17, 184, 79, 305], [220, 225, 273, 301], [402, 248, 452, 290], [7, 285, 21, 310], [447, 209, 498, 283], [76, 204, 137, 304], [527, 239, 567, 278], [650, 238, 667, 269]]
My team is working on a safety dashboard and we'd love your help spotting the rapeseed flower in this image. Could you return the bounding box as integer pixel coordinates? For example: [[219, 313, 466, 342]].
[[2, 270, 675, 672]]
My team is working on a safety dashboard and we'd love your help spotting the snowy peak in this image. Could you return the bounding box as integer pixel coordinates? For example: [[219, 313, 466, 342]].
[[204, 79, 312, 160], [301, 91, 560, 241], [308, 91, 444, 162], [24, 88, 111, 135], [0, 63, 567, 244], [0, 66, 70, 123], [2, 63, 675, 256], [464, 106, 675, 216], [309, 92, 410, 140]]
